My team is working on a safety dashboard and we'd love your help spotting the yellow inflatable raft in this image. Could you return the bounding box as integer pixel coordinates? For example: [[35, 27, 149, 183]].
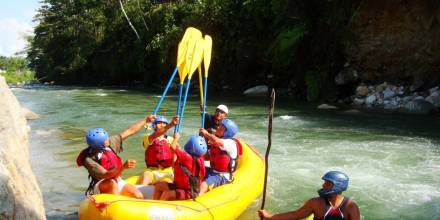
[[78, 139, 265, 220]]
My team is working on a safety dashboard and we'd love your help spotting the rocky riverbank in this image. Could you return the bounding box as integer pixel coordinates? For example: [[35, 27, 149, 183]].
[[348, 82, 440, 114], [0, 76, 46, 219]]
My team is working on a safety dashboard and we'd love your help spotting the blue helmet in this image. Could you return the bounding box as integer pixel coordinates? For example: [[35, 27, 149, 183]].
[[184, 135, 207, 157], [153, 115, 169, 130], [318, 171, 349, 197], [86, 128, 109, 151], [221, 119, 238, 138]]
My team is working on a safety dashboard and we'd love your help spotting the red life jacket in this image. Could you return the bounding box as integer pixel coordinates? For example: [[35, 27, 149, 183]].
[[173, 150, 205, 191], [77, 147, 123, 171], [145, 137, 174, 168], [76, 147, 123, 196], [209, 139, 243, 173]]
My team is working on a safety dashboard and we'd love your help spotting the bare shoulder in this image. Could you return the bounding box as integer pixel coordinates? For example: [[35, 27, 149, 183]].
[[345, 199, 361, 220], [306, 197, 325, 209], [346, 199, 359, 210]]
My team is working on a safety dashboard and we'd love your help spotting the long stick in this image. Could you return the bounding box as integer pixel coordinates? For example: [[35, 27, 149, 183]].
[[261, 89, 276, 213]]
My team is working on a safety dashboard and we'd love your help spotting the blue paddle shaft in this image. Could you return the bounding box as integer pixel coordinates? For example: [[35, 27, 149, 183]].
[[175, 84, 184, 133], [201, 76, 208, 128], [177, 79, 192, 132], [153, 67, 178, 115]]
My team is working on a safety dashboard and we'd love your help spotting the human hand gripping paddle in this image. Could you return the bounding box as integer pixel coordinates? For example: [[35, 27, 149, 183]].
[[176, 35, 205, 132], [260, 89, 276, 219], [201, 35, 212, 129]]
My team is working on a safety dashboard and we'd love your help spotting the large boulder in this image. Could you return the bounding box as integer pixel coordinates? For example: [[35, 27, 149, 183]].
[[402, 99, 436, 115], [243, 85, 268, 96], [0, 76, 46, 219]]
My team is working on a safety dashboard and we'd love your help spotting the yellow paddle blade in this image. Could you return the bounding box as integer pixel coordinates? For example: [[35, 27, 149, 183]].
[[177, 27, 202, 84], [179, 27, 202, 83], [203, 35, 212, 77], [178, 60, 188, 84], [187, 36, 205, 80], [178, 27, 200, 67], [177, 41, 188, 67], [198, 65, 204, 105]]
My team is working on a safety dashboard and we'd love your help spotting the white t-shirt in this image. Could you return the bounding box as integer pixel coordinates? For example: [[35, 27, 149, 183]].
[[213, 139, 238, 179]]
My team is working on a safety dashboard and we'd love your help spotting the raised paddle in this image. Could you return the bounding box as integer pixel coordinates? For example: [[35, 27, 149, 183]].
[[177, 35, 205, 132], [175, 28, 202, 133], [152, 28, 193, 115], [260, 89, 276, 217], [201, 35, 212, 129]]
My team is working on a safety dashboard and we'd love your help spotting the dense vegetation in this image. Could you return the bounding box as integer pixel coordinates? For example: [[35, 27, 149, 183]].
[[0, 56, 35, 84], [28, 0, 361, 100]]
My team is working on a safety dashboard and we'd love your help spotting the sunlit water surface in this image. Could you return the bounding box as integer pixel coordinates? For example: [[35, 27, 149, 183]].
[[12, 86, 440, 219]]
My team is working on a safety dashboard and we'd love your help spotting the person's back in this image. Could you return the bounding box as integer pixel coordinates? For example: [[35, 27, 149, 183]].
[[153, 134, 207, 200], [305, 196, 358, 220]]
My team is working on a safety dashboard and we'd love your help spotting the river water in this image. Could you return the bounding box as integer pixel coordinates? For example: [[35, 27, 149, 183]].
[[12, 86, 440, 219]]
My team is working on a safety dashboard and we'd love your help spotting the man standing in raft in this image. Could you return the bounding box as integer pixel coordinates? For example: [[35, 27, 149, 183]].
[[76, 115, 156, 199], [258, 171, 361, 220]]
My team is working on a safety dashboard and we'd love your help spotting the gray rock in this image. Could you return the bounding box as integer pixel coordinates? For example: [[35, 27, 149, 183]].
[[335, 68, 359, 85], [21, 107, 40, 120], [317, 104, 338, 110], [243, 85, 268, 96], [365, 95, 377, 105], [429, 86, 439, 94], [402, 99, 436, 114], [383, 88, 396, 99], [356, 86, 369, 97], [0, 76, 46, 220], [426, 96, 440, 108], [353, 98, 365, 105]]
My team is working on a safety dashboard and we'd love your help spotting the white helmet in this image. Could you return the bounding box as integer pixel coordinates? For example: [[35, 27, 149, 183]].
[[216, 104, 229, 114]]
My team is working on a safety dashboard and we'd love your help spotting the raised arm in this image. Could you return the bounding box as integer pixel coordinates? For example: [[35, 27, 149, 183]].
[[119, 114, 156, 141], [170, 132, 180, 151], [199, 128, 224, 146], [148, 116, 179, 142]]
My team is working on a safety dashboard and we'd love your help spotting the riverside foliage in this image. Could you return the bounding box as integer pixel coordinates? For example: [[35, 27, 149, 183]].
[[0, 56, 35, 84], [27, 0, 360, 100]]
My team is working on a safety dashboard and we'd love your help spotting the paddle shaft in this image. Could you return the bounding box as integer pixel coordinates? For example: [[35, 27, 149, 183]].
[[261, 89, 276, 213], [201, 76, 208, 128], [175, 83, 184, 133], [177, 78, 192, 132], [153, 67, 178, 115]]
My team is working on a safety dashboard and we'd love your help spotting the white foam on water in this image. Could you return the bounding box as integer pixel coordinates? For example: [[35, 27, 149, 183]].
[[96, 93, 107, 96]]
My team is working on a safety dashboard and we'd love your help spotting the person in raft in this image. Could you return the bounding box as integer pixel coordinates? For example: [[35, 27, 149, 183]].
[[153, 134, 207, 200], [198, 118, 242, 194], [137, 115, 179, 185], [201, 104, 229, 134], [258, 171, 361, 220], [76, 115, 156, 199]]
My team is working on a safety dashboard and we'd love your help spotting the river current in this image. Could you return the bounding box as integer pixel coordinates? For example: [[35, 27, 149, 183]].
[[12, 86, 440, 219]]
